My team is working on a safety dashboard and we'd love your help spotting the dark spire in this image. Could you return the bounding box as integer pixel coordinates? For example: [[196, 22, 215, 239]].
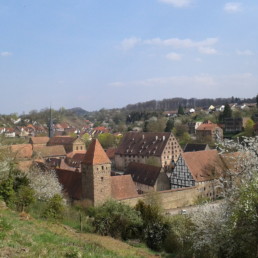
[[48, 106, 54, 138]]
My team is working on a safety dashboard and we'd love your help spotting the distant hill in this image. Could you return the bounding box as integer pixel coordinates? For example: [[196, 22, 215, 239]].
[[67, 107, 89, 117], [124, 97, 256, 111]]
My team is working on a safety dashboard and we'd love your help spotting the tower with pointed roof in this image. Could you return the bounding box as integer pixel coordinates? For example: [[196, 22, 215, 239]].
[[81, 139, 112, 206]]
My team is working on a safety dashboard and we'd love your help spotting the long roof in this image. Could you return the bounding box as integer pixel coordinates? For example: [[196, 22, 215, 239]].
[[115, 132, 171, 156], [111, 175, 138, 200], [10, 144, 33, 159], [33, 145, 66, 158], [126, 162, 162, 187], [83, 139, 111, 165], [182, 150, 226, 182], [30, 136, 49, 145], [48, 136, 77, 145]]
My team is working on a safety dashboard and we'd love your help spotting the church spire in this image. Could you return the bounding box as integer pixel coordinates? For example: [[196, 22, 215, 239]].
[[48, 106, 54, 138]]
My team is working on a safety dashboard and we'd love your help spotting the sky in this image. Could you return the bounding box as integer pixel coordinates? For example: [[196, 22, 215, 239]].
[[0, 0, 258, 114]]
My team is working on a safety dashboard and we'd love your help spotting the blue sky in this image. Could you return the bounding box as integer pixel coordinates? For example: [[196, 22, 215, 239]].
[[0, 0, 258, 114]]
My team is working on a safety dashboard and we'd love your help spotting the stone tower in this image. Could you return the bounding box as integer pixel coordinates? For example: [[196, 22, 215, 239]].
[[81, 139, 112, 206]]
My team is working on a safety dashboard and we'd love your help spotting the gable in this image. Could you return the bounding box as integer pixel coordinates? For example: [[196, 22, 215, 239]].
[[171, 155, 195, 188]]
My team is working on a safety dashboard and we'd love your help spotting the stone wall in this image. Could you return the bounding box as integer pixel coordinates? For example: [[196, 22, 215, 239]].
[[120, 186, 199, 209]]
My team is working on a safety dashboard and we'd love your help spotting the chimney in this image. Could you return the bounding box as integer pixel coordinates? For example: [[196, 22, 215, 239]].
[[142, 134, 145, 140], [155, 136, 158, 140], [163, 136, 165, 141]]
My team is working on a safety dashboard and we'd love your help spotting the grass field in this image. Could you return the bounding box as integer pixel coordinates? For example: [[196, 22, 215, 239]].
[[0, 208, 158, 258]]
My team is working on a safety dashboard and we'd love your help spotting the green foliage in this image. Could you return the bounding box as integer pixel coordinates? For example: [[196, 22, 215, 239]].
[[177, 105, 185, 115], [145, 118, 167, 132], [97, 133, 117, 149], [0, 177, 15, 203], [226, 176, 258, 257], [15, 185, 35, 212], [244, 119, 255, 136], [88, 200, 142, 240], [164, 119, 174, 132], [163, 215, 194, 256], [42, 194, 65, 221], [135, 196, 170, 251]]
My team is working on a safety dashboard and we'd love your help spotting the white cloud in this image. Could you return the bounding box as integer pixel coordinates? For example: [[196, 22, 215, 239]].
[[224, 2, 242, 13], [120, 37, 141, 50], [236, 49, 254, 56], [166, 52, 182, 60], [159, 0, 193, 8], [0, 51, 12, 57], [198, 47, 217, 55], [120, 37, 218, 51]]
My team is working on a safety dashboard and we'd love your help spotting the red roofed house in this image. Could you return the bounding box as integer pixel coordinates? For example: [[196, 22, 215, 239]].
[[115, 132, 182, 171], [48, 136, 86, 153], [171, 150, 226, 199], [126, 162, 170, 193], [196, 123, 223, 142]]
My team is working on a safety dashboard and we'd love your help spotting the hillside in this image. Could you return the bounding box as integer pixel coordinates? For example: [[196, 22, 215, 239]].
[[0, 207, 156, 258]]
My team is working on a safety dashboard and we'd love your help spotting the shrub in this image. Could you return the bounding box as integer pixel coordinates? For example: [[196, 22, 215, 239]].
[[88, 200, 142, 240], [15, 185, 35, 212], [42, 194, 65, 221], [135, 199, 170, 251]]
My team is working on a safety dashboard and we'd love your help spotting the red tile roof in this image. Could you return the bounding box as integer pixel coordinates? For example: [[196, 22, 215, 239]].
[[33, 145, 66, 158], [48, 136, 77, 145], [105, 148, 116, 159], [196, 123, 220, 131], [30, 136, 50, 145], [10, 144, 33, 159], [182, 150, 225, 182], [111, 175, 138, 200], [56, 169, 82, 200], [83, 139, 111, 165]]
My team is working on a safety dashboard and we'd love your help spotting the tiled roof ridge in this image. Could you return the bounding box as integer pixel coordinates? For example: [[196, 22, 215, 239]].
[[83, 139, 111, 165]]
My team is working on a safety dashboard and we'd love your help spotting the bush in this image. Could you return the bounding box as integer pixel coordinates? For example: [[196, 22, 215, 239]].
[[135, 199, 170, 251], [88, 200, 142, 240], [15, 185, 35, 212], [42, 194, 65, 221]]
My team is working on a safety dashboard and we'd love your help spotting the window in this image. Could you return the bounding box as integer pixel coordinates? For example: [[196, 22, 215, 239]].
[[102, 166, 104, 170], [101, 177, 104, 181]]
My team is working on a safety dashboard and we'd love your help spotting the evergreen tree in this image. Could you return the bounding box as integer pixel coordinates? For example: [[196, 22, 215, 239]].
[[177, 105, 185, 115], [165, 119, 174, 132], [256, 94, 258, 108], [222, 103, 232, 119]]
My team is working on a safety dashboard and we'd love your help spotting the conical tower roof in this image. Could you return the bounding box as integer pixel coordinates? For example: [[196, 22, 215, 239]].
[[83, 139, 111, 165]]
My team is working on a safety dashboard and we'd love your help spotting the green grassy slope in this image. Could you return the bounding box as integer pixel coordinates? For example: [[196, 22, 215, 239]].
[[0, 208, 157, 258]]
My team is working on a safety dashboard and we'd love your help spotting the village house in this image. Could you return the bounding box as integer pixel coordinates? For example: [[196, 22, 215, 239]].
[[171, 150, 226, 199], [115, 132, 182, 171], [33, 145, 67, 160], [196, 123, 223, 142], [125, 162, 170, 193], [47, 136, 86, 153], [29, 136, 50, 148], [224, 118, 243, 133]]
